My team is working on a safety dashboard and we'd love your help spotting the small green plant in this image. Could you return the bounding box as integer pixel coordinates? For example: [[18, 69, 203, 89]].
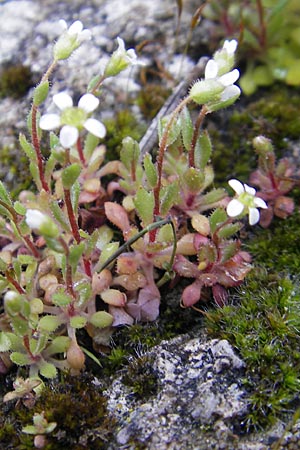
[[0, 18, 299, 439]]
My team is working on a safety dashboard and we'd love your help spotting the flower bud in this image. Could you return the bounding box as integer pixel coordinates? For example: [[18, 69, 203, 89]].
[[66, 339, 85, 370], [189, 79, 224, 105], [25, 209, 59, 238]]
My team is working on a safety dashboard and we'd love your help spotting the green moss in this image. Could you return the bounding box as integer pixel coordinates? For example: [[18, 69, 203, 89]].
[[122, 353, 158, 400], [0, 146, 33, 199], [211, 85, 300, 185], [246, 212, 300, 275], [205, 213, 300, 429], [0, 374, 115, 449], [0, 63, 34, 99], [136, 83, 172, 120], [103, 109, 146, 161]]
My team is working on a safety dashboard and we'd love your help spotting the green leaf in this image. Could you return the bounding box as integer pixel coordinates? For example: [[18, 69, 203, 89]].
[[13, 201, 26, 215], [0, 181, 12, 207], [160, 182, 179, 216], [51, 291, 73, 307], [220, 241, 239, 263], [29, 335, 48, 356], [33, 81, 49, 106], [194, 131, 212, 169], [38, 315, 62, 332], [134, 187, 154, 226], [120, 137, 140, 171], [210, 208, 228, 233], [84, 133, 99, 160], [10, 352, 30, 366], [143, 153, 157, 188], [22, 425, 37, 435], [98, 242, 119, 266], [49, 201, 70, 231], [0, 332, 12, 352], [69, 242, 85, 271], [217, 222, 242, 239], [89, 311, 114, 328], [81, 346, 102, 367], [19, 133, 36, 160], [62, 163, 81, 189], [180, 107, 193, 151], [39, 361, 57, 379], [11, 317, 29, 337], [158, 114, 181, 147], [46, 336, 71, 355], [70, 316, 87, 329]]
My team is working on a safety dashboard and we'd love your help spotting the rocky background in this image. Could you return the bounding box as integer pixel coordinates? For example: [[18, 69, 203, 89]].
[[0, 1, 299, 449]]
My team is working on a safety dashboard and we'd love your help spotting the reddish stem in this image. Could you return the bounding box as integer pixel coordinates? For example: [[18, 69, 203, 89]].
[[76, 138, 86, 166], [5, 270, 25, 294], [83, 258, 92, 278], [150, 97, 191, 242], [256, 0, 267, 49], [31, 105, 50, 193], [64, 188, 81, 244], [58, 237, 76, 298]]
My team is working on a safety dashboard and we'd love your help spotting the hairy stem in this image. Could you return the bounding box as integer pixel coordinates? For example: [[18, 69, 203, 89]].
[[64, 188, 81, 244], [31, 105, 50, 193]]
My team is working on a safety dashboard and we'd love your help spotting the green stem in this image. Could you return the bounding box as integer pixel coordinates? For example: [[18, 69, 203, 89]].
[[97, 217, 173, 272]]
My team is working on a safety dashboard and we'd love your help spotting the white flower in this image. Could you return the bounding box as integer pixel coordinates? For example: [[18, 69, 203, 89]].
[[25, 209, 59, 238], [104, 37, 144, 77], [226, 179, 268, 225], [39, 92, 106, 148], [53, 20, 91, 60]]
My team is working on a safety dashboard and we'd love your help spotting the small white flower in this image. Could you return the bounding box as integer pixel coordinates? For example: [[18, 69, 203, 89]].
[[59, 19, 91, 43], [226, 179, 268, 225], [25, 209, 48, 229], [54, 20, 91, 60], [104, 36, 144, 77], [25, 209, 59, 238], [39, 92, 106, 148]]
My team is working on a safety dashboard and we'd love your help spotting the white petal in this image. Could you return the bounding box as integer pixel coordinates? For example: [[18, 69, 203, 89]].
[[116, 37, 126, 52], [226, 199, 244, 217], [127, 48, 137, 61], [25, 209, 46, 229], [220, 85, 241, 101], [219, 69, 240, 86], [68, 20, 83, 35], [205, 59, 218, 79], [78, 94, 99, 113], [78, 29, 91, 43], [84, 118, 106, 138], [244, 183, 256, 196], [39, 114, 61, 130], [254, 197, 268, 209], [248, 207, 260, 225], [223, 39, 238, 54], [60, 125, 78, 148], [53, 92, 73, 110], [58, 19, 67, 31], [228, 179, 244, 195]]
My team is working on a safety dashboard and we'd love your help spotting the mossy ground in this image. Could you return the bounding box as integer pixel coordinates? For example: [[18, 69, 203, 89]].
[[205, 212, 300, 430]]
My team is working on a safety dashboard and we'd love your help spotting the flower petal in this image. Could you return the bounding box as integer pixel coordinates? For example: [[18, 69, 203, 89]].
[[39, 114, 61, 130], [244, 183, 256, 196], [220, 85, 241, 101], [84, 118, 106, 138], [78, 29, 91, 43], [59, 125, 78, 148], [68, 20, 83, 35], [219, 68, 240, 86], [226, 199, 244, 217], [205, 59, 218, 79], [53, 92, 73, 110], [78, 93, 99, 113], [254, 197, 268, 209], [228, 179, 244, 195], [116, 37, 126, 52], [223, 39, 238, 55], [248, 207, 260, 225]]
